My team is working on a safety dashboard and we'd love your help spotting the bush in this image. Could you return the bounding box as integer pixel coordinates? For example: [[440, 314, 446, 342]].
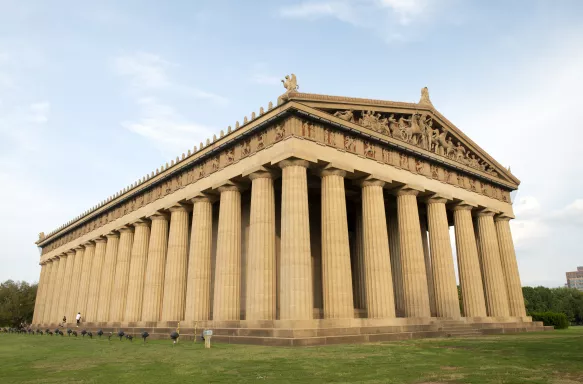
[[530, 311, 570, 329]]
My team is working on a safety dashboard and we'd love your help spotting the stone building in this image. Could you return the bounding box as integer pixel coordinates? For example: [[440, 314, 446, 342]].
[[566, 267, 583, 291], [31, 77, 548, 345]]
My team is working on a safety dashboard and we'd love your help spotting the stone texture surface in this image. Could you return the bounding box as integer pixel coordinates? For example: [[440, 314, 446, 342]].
[[85, 238, 106, 322], [96, 233, 119, 322], [360, 180, 395, 318], [351, 207, 365, 311], [67, 247, 84, 320], [387, 203, 404, 317], [109, 227, 134, 322], [161, 205, 190, 321], [495, 217, 526, 317], [184, 197, 213, 321], [58, 251, 74, 321], [213, 185, 242, 321], [453, 205, 487, 317], [124, 220, 150, 322], [41, 260, 57, 324], [396, 188, 430, 318], [32, 263, 49, 324], [426, 197, 460, 318], [320, 169, 354, 319], [246, 172, 276, 320], [50, 255, 66, 322], [279, 159, 313, 320], [76, 242, 94, 319], [420, 215, 436, 317], [141, 213, 169, 322], [475, 211, 510, 317]]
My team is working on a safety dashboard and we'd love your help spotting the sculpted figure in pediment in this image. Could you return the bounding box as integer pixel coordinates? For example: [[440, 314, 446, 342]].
[[388, 114, 399, 137], [333, 110, 355, 123]]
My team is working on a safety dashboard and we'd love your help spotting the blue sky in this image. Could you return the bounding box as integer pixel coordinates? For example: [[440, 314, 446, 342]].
[[1, 0, 582, 287]]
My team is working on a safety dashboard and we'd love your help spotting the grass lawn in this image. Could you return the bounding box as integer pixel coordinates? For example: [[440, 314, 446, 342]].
[[0, 327, 582, 383]]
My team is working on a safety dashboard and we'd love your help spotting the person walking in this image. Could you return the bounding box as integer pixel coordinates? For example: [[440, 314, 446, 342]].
[[76, 312, 81, 327], [60, 315, 67, 327]]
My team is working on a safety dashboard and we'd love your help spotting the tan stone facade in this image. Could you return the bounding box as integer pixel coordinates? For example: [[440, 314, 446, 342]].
[[32, 85, 533, 343]]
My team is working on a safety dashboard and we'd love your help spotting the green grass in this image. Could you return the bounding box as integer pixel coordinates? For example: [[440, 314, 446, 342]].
[[1, 328, 582, 383]]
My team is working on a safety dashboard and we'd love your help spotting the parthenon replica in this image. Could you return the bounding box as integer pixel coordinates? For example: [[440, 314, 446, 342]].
[[31, 76, 549, 345]]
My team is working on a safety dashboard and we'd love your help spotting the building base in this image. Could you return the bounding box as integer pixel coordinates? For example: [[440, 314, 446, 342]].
[[33, 317, 552, 346]]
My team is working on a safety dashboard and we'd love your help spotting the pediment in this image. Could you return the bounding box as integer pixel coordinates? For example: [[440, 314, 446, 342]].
[[283, 92, 519, 189]]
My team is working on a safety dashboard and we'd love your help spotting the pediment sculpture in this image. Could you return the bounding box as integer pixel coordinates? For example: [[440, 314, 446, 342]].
[[330, 108, 499, 177]]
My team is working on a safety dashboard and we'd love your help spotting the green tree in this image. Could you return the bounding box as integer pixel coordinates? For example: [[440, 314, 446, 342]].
[[0, 280, 38, 327], [522, 286, 583, 325]]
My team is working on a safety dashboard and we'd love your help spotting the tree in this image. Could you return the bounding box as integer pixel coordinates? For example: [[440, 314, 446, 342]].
[[0, 280, 38, 327], [522, 286, 583, 325]]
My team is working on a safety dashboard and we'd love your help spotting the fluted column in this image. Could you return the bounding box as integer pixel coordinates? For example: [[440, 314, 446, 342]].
[[475, 210, 510, 317], [85, 238, 106, 322], [246, 171, 276, 321], [213, 184, 242, 321], [67, 247, 84, 320], [426, 197, 460, 318], [453, 204, 486, 317], [57, 251, 74, 322], [351, 207, 365, 310], [320, 168, 354, 319], [141, 213, 169, 322], [387, 203, 404, 317], [185, 197, 214, 321], [396, 188, 430, 318], [279, 159, 313, 320], [420, 216, 436, 317], [161, 204, 190, 321], [97, 233, 119, 322], [124, 220, 151, 322], [109, 227, 134, 322], [76, 242, 94, 319], [495, 216, 526, 317], [360, 179, 395, 318], [32, 263, 49, 324], [50, 255, 66, 322], [43, 255, 62, 324]]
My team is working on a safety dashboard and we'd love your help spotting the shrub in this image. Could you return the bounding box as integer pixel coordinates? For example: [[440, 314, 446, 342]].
[[530, 311, 569, 329]]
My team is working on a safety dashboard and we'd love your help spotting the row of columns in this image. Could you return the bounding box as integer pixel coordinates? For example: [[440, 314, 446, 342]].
[[33, 159, 526, 325]]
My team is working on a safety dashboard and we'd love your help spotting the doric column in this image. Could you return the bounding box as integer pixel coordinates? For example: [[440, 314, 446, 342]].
[[85, 238, 106, 322], [279, 159, 313, 320], [246, 171, 276, 321], [396, 187, 431, 318], [96, 232, 119, 322], [44, 258, 60, 323], [495, 216, 527, 317], [76, 242, 94, 319], [32, 263, 49, 324], [387, 202, 404, 317], [67, 247, 85, 321], [185, 196, 214, 321], [360, 179, 395, 318], [213, 184, 242, 321], [124, 220, 151, 322], [420, 215, 437, 317], [475, 210, 510, 317], [351, 206, 365, 310], [141, 212, 169, 322], [109, 227, 134, 322], [426, 196, 460, 318], [161, 204, 190, 321], [320, 168, 354, 319], [57, 251, 74, 322], [453, 204, 486, 317]]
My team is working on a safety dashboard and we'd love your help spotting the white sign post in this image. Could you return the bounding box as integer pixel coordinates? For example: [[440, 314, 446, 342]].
[[203, 329, 213, 348]]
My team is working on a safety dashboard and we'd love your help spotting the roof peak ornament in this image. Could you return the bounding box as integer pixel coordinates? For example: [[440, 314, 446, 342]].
[[418, 86, 433, 107], [281, 73, 298, 93]]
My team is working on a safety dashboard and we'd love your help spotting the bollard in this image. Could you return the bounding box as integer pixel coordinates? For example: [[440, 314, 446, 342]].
[[203, 329, 213, 348]]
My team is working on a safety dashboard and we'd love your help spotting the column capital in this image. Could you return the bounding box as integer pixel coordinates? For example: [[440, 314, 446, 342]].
[[74, 246, 84, 252], [118, 225, 135, 233], [451, 201, 477, 211], [83, 241, 95, 248], [393, 185, 424, 197], [319, 168, 347, 178], [169, 203, 191, 213], [494, 214, 513, 222], [424, 193, 452, 205], [66, 250, 75, 256], [148, 211, 170, 221], [475, 208, 499, 217], [105, 231, 120, 239], [248, 170, 275, 181], [278, 159, 310, 169], [217, 182, 244, 193], [94, 236, 107, 243], [131, 218, 151, 228], [189, 193, 218, 204]]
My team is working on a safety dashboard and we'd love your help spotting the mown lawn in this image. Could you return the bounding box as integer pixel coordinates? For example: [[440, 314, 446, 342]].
[[0, 327, 582, 383]]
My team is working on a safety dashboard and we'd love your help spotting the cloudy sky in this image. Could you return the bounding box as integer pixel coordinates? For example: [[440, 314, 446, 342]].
[[0, 0, 581, 287]]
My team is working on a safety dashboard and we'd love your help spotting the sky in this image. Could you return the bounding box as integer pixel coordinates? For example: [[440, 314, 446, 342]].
[[0, 0, 582, 287]]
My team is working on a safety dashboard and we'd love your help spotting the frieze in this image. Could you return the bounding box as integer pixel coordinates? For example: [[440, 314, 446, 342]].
[[40, 115, 510, 256]]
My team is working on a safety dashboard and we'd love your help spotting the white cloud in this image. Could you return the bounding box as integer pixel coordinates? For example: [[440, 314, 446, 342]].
[[27, 101, 50, 124], [549, 199, 583, 227], [279, 1, 359, 24]]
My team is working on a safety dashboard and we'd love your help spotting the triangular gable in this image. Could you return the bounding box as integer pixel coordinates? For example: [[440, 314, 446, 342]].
[[282, 92, 519, 189]]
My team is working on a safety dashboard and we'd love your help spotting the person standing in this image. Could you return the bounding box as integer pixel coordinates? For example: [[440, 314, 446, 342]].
[[75, 312, 81, 327]]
